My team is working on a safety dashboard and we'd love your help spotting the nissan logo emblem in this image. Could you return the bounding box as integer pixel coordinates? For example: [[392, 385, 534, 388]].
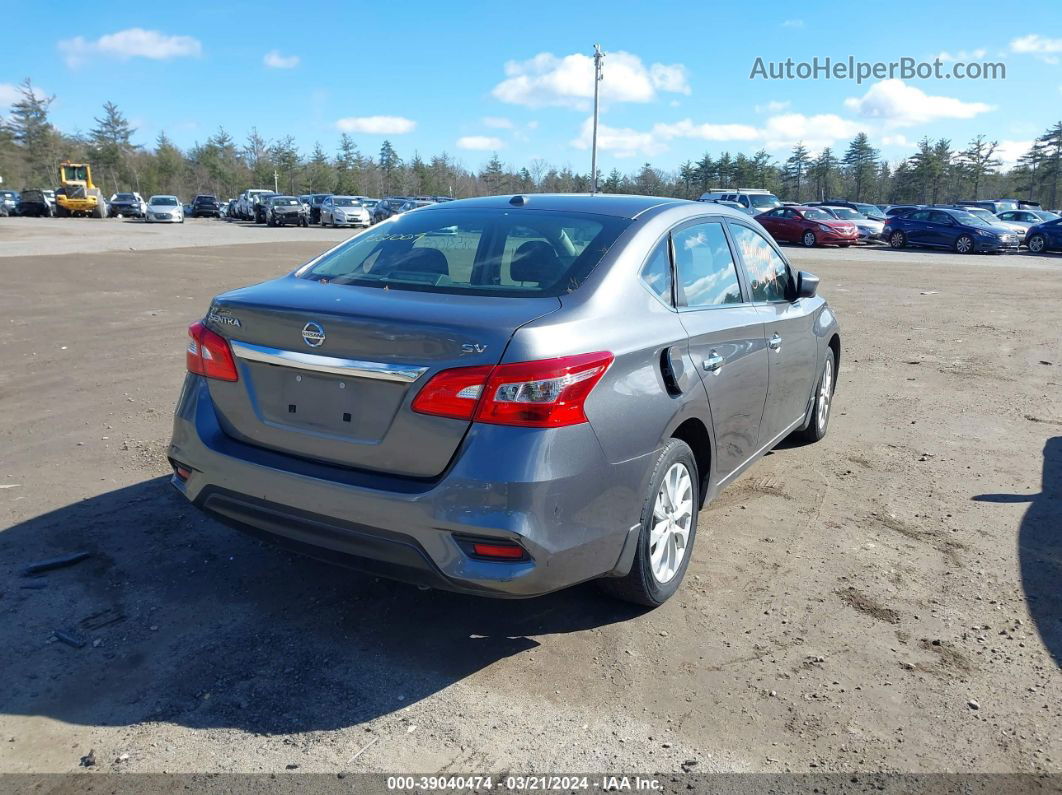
[[301, 322, 326, 348]]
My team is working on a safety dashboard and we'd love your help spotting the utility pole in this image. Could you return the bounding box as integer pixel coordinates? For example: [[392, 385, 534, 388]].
[[590, 43, 604, 194], [273, 169, 279, 193]]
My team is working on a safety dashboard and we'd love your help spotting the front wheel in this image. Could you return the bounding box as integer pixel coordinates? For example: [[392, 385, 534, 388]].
[[1027, 234, 1046, 253], [599, 438, 699, 607], [889, 230, 906, 249], [799, 347, 835, 443], [955, 234, 974, 254], [802, 230, 817, 248]]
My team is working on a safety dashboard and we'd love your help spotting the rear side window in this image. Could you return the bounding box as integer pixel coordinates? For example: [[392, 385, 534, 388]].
[[300, 208, 630, 297], [639, 239, 672, 304], [672, 222, 742, 308], [728, 224, 791, 302]]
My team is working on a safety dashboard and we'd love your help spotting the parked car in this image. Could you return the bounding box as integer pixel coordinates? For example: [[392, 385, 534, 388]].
[[698, 188, 781, 213], [266, 195, 310, 227], [145, 194, 185, 223], [236, 189, 274, 220], [358, 198, 380, 218], [192, 194, 222, 218], [818, 206, 884, 242], [956, 199, 1021, 215], [169, 194, 839, 605], [108, 192, 146, 218], [949, 205, 1028, 237], [1024, 218, 1062, 254], [371, 196, 411, 224], [219, 201, 230, 217], [0, 189, 20, 216], [883, 207, 1019, 253], [320, 195, 371, 227], [395, 199, 434, 214], [811, 199, 885, 222], [253, 192, 278, 224], [883, 204, 921, 219], [994, 208, 1060, 236], [756, 205, 859, 247], [305, 193, 333, 224], [16, 189, 53, 217]]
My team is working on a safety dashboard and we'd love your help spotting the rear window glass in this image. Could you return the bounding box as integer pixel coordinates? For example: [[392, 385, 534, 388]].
[[299, 208, 630, 297]]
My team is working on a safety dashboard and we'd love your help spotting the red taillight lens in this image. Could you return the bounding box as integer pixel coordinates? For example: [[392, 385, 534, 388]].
[[470, 542, 527, 560], [186, 321, 239, 382], [411, 352, 613, 428]]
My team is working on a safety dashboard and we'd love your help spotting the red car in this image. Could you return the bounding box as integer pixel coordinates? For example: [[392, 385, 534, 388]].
[[755, 206, 859, 248]]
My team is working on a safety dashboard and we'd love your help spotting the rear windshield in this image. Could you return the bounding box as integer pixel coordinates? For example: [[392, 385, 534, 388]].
[[299, 208, 630, 297], [748, 193, 781, 209]]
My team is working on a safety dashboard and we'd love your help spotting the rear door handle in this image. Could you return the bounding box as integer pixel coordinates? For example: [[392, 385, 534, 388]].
[[703, 351, 724, 372], [768, 334, 782, 351]]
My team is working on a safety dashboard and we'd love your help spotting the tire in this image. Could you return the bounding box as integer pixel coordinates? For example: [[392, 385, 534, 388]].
[[598, 438, 699, 607], [1027, 234, 1046, 254], [889, 230, 906, 249], [802, 230, 817, 248], [955, 234, 974, 254], [799, 347, 836, 444]]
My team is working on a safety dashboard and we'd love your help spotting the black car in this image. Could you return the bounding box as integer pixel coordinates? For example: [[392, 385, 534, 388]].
[[266, 195, 309, 227], [253, 192, 278, 224], [192, 195, 222, 218], [108, 192, 145, 218], [0, 189, 20, 216], [371, 196, 411, 224], [16, 189, 52, 217], [306, 193, 332, 224]]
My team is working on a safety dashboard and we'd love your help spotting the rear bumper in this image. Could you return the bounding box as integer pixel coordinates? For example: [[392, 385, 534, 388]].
[[168, 376, 650, 597]]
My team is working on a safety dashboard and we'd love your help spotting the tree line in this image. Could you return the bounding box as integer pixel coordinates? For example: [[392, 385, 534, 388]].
[[2, 79, 1060, 208]]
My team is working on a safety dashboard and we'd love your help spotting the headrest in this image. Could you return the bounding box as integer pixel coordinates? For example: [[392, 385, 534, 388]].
[[511, 241, 561, 285]]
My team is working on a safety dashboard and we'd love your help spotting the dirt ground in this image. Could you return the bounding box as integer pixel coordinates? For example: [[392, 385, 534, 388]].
[[0, 217, 1059, 778]]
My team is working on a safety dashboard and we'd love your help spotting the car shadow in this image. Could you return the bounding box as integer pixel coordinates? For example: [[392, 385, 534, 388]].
[[0, 478, 644, 734], [973, 436, 1061, 667]]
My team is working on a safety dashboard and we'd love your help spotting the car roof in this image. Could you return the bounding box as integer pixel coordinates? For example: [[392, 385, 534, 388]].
[[426, 193, 691, 219]]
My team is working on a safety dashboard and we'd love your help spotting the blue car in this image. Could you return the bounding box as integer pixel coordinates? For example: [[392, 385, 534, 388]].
[[884, 207, 1020, 254], [1024, 218, 1062, 254]]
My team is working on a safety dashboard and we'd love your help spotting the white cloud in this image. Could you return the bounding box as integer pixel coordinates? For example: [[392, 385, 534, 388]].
[[263, 50, 299, 69], [492, 50, 689, 110], [457, 136, 505, 151], [482, 116, 514, 129], [570, 117, 667, 158], [996, 139, 1033, 169], [759, 113, 863, 150], [653, 118, 761, 142], [934, 48, 988, 62], [1010, 34, 1062, 54], [881, 134, 911, 147], [754, 100, 791, 114], [58, 28, 202, 67], [335, 115, 416, 134], [843, 79, 993, 127], [0, 82, 47, 109], [782, 19, 805, 28]]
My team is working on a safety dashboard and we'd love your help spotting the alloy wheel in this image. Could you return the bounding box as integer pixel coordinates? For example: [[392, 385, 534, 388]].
[[649, 463, 693, 584], [817, 358, 833, 430]]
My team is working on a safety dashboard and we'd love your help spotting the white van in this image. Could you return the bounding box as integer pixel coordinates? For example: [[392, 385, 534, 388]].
[[698, 188, 781, 213]]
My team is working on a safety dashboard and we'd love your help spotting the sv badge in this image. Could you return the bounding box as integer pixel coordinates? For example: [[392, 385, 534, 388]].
[[461, 343, 487, 354]]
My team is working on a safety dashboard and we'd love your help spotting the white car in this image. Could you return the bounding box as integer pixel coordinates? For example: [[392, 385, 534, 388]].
[[145, 195, 184, 223], [320, 195, 371, 227], [996, 209, 1061, 235]]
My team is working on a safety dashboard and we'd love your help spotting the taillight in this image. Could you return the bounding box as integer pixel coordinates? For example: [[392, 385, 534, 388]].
[[186, 321, 239, 382], [411, 352, 613, 428], [470, 542, 526, 560]]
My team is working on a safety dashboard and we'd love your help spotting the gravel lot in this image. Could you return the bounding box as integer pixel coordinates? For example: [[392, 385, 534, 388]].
[[0, 217, 1059, 777]]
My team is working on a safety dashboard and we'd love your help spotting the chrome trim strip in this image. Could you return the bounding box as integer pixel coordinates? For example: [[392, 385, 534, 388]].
[[230, 340, 428, 383]]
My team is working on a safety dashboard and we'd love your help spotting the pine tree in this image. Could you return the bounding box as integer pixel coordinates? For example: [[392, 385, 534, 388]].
[[956, 135, 1000, 200], [841, 133, 878, 201], [306, 142, 332, 192], [479, 153, 506, 194], [7, 78, 59, 185], [808, 148, 839, 201], [378, 140, 400, 194], [89, 101, 137, 193], [783, 143, 812, 202], [152, 131, 183, 195]]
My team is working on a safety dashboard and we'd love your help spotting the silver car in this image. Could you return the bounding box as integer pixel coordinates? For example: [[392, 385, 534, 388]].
[[169, 194, 840, 605], [145, 195, 184, 223], [821, 205, 884, 241], [320, 195, 371, 227]]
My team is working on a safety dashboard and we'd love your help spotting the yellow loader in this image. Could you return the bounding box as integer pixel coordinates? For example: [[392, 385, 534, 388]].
[[55, 162, 108, 218]]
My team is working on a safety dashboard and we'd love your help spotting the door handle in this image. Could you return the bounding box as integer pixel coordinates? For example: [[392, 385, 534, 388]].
[[768, 334, 782, 351], [703, 351, 724, 372]]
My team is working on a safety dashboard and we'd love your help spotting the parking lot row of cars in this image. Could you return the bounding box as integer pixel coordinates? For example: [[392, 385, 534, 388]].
[[697, 188, 1062, 255], [220, 190, 455, 228]]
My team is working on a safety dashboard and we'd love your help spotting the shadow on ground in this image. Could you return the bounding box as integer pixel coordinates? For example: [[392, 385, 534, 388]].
[[0, 478, 643, 734], [974, 435, 1061, 667]]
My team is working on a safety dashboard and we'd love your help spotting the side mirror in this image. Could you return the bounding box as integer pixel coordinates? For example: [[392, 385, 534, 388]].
[[796, 270, 819, 299]]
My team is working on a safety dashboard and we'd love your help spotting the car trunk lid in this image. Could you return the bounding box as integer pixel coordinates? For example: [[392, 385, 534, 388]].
[[204, 276, 560, 477]]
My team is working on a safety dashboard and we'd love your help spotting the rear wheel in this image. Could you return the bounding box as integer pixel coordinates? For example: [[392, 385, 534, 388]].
[[955, 234, 974, 254], [599, 438, 698, 607], [889, 230, 906, 249], [1027, 234, 1046, 253], [802, 230, 817, 247]]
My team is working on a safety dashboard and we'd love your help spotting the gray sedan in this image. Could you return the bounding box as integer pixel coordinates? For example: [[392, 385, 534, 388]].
[[169, 194, 840, 605]]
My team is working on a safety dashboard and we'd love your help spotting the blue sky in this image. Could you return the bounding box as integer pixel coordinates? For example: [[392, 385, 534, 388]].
[[3, 2, 1061, 172]]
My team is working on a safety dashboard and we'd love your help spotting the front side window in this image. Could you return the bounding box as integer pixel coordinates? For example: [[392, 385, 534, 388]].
[[300, 208, 629, 297], [729, 223, 791, 303], [672, 222, 743, 308], [639, 239, 672, 304]]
